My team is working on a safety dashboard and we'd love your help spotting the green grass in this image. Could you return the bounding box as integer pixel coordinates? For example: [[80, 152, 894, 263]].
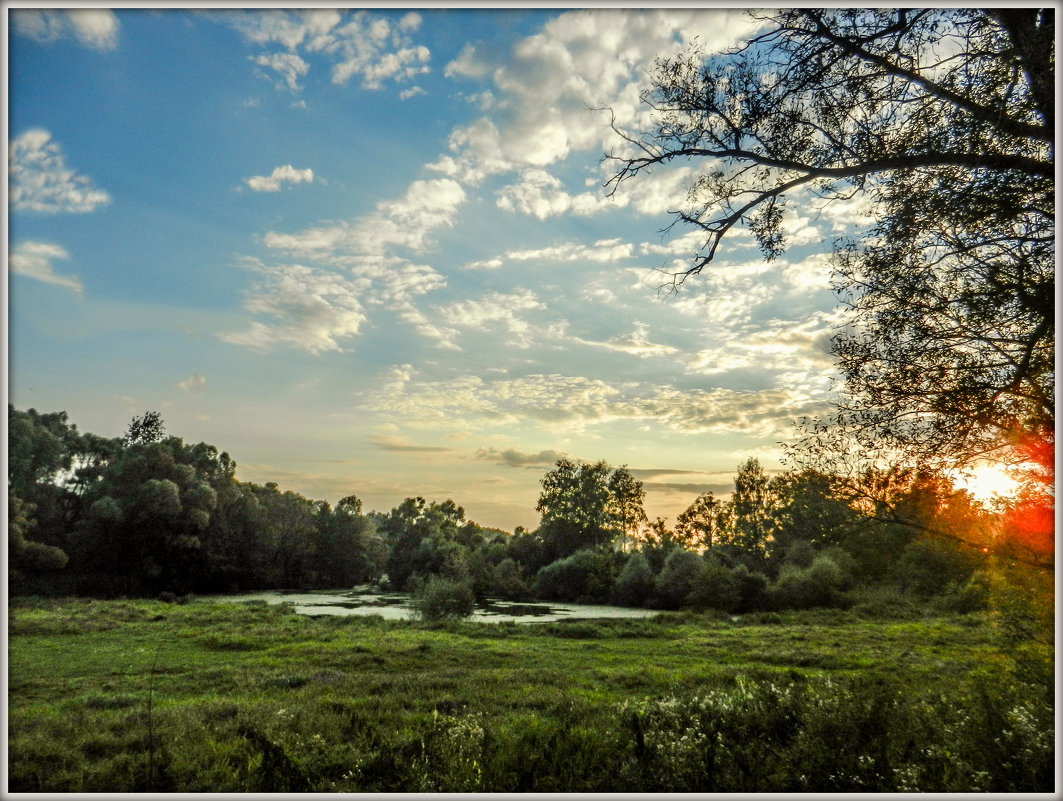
[[7, 597, 1054, 792]]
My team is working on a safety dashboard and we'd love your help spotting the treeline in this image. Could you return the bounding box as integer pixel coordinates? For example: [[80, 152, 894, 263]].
[[8, 406, 1052, 614]]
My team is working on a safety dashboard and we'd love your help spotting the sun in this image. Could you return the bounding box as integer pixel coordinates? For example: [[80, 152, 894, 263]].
[[954, 463, 1022, 504]]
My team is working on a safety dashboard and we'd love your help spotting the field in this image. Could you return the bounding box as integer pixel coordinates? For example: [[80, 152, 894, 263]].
[[7, 596, 1054, 792]]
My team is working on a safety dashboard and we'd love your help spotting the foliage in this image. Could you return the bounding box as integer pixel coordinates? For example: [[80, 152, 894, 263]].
[[411, 575, 477, 622], [7, 600, 1053, 792], [685, 556, 740, 613], [611, 551, 656, 608], [608, 9, 1053, 473], [674, 492, 723, 550], [533, 549, 615, 604], [654, 548, 703, 609], [536, 460, 646, 560], [770, 553, 852, 610]]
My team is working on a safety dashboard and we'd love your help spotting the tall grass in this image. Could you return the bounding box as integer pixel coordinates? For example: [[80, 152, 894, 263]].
[[7, 597, 1053, 792]]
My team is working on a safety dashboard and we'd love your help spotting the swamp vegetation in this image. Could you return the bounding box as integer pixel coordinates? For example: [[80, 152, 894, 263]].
[[7, 594, 1053, 792]]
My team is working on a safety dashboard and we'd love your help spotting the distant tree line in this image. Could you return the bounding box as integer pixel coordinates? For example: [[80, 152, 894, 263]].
[[8, 405, 1051, 614]]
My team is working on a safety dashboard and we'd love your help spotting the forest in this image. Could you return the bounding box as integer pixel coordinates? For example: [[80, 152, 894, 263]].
[[8, 404, 1052, 620]]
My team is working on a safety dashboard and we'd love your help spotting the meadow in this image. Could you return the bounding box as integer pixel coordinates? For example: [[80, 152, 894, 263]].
[[7, 595, 1054, 792]]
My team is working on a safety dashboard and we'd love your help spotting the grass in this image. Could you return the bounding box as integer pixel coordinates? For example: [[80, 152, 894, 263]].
[[7, 596, 1054, 792]]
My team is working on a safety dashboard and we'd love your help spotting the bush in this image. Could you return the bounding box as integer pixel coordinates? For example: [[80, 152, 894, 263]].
[[890, 537, 980, 596], [411, 575, 476, 621], [611, 552, 655, 607], [654, 549, 702, 609], [770, 553, 850, 610], [489, 558, 528, 600], [533, 550, 614, 603], [686, 557, 740, 612]]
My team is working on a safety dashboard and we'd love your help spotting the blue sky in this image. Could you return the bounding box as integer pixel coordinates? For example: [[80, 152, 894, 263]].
[[7, 7, 869, 531]]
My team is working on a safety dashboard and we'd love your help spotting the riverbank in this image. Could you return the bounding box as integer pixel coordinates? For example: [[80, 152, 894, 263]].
[[7, 596, 1054, 792]]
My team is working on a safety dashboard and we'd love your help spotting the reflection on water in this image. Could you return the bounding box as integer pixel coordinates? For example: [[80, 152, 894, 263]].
[[205, 587, 660, 624]]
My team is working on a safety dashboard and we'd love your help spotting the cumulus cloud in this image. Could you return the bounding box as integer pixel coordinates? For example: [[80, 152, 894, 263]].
[[174, 373, 207, 394], [496, 168, 603, 219], [8, 241, 83, 294], [438, 289, 544, 335], [245, 164, 314, 192], [222, 9, 430, 95], [12, 9, 119, 50], [251, 52, 309, 91], [217, 261, 370, 354], [685, 310, 841, 378], [240, 176, 465, 349], [429, 9, 760, 183], [9, 129, 111, 214]]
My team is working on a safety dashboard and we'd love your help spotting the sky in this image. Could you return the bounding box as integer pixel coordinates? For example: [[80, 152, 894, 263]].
[[7, 6, 893, 533]]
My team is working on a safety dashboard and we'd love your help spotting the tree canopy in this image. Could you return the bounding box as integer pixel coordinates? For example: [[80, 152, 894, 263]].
[[606, 9, 1054, 472]]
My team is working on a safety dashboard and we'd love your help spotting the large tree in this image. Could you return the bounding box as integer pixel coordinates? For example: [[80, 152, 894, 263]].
[[606, 9, 1053, 471], [536, 459, 647, 559]]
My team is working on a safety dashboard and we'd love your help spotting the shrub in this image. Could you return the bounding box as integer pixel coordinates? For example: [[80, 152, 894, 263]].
[[489, 558, 528, 600], [890, 537, 979, 596], [686, 557, 740, 612], [411, 575, 476, 621], [770, 553, 850, 610], [654, 549, 702, 609], [611, 552, 655, 607], [533, 550, 614, 603]]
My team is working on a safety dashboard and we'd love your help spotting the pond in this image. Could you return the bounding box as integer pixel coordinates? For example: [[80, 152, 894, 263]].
[[205, 587, 661, 624]]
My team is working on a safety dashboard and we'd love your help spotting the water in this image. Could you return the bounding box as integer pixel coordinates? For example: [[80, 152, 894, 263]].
[[205, 587, 660, 624]]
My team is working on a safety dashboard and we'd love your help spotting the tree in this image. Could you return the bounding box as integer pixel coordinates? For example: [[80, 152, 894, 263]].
[[721, 458, 773, 565], [608, 466, 648, 551], [675, 491, 723, 550], [73, 435, 222, 594], [536, 459, 646, 559], [606, 9, 1053, 472], [767, 470, 859, 559], [125, 411, 165, 445]]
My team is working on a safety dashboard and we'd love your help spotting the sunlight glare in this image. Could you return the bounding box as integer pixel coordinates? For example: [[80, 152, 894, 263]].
[[955, 464, 1021, 503]]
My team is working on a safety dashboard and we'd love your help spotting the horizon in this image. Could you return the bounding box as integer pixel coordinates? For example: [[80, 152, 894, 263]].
[[5, 8, 1008, 531]]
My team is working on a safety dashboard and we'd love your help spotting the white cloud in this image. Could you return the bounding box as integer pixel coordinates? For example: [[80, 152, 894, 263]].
[[9, 241, 83, 294], [429, 9, 761, 183], [444, 43, 494, 80], [245, 164, 314, 192], [496, 168, 602, 219], [227, 9, 341, 50], [463, 257, 503, 271], [12, 9, 119, 50], [220, 9, 430, 95], [577, 321, 678, 359], [265, 178, 466, 259], [217, 261, 370, 354], [318, 11, 430, 90], [9, 129, 111, 214], [362, 368, 828, 438], [251, 52, 309, 91], [175, 373, 207, 394], [506, 237, 634, 264], [429, 289, 548, 349], [685, 310, 841, 378]]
